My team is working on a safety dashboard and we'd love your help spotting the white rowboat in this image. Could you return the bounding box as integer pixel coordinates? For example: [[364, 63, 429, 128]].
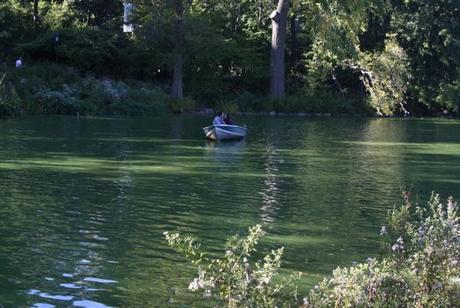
[[203, 125, 247, 140]]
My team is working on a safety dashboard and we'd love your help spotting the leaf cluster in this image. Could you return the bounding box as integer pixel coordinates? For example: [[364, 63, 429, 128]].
[[308, 193, 460, 307], [165, 225, 301, 307]]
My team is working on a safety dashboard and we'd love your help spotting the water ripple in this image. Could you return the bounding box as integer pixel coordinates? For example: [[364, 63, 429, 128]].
[[1, 116, 460, 305]]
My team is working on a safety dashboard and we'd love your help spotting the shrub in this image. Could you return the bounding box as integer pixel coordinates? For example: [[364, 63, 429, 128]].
[[33, 87, 79, 114], [112, 86, 168, 116], [215, 100, 239, 114], [8, 62, 80, 89], [0, 72, 21, 116], [164, 225, 301, 307], [8, 63, 81, 110], [436, 76, 460, 113], [166, 193, 460, 307], [76, 77, 168, 116], [306, 193, 460, 307], [4, 63, 170, 116], [167, 97, 197, 113]]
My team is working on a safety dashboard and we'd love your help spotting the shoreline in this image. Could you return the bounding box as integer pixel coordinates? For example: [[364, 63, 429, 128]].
[[192, 109, 459, 119], [3, 111, 457, 120]]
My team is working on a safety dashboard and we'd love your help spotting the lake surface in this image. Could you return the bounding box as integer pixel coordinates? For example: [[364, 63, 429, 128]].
[[1, 116, 459, 306]]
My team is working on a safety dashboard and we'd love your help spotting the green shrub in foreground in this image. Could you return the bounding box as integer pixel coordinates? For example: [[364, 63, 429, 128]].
[[165, 225, 300, 307], [307, 193, 459, 307], [165, 193, 460, 307]]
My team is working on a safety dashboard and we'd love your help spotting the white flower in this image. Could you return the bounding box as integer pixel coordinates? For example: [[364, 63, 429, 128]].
[[392, 237, 404, 252], [303, 297, 309, 305], [188, 278, 201, 291]]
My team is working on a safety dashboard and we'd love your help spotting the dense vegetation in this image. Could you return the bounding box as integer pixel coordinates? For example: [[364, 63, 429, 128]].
[[166, 193, 460, 307], [0, 0, 458, 116]]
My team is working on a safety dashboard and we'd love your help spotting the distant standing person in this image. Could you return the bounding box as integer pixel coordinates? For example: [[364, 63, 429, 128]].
[[15, 57, 23, 68]]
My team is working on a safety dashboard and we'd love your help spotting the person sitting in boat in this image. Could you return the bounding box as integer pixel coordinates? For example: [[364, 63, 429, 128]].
[[213, 112, 225, 125], [223, 112, 235, 125]]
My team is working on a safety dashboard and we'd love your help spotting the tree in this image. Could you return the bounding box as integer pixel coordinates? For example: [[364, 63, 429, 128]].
[[33, 0, 39, 28], [392, 0, 460, 111], [70, 0, 121, 27], [270, 0, 288, 98], [171, 0, 183, 99]]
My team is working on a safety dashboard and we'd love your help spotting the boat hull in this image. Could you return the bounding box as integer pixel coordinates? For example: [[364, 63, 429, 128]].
[[203, 125, 247, 140]]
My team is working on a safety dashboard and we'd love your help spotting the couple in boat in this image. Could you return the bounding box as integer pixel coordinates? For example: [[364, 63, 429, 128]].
[[204, 112, 247, 140], [213, 112, 235, 126]]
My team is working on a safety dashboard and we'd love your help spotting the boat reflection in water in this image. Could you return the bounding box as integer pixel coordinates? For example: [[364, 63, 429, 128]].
[[204, 139, 246, 164]]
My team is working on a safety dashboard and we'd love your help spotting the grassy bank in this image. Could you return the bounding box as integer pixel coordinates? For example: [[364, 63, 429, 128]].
[[0, 63, 372, 118]]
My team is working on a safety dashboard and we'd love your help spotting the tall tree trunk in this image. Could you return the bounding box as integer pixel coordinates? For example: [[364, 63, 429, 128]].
[[33, 0, 39, 29], [289, 14, 297, 69], [171, 0, 184, 99], [270, 0, 288, 99]]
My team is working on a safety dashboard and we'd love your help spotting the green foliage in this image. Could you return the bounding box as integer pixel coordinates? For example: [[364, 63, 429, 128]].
[[303, 2, 412, 116], [436, 74, 460, 112], [218, 92, 368, 114], [167, 193, 460, 307], [304, 39, 339, 93], [5, 63, 168, 116], [40, 0, 79, 30], [112, 86, 168, 116], [69, 0, 122, 28], [303, 0, 379, 91], [18, 29, 124, 76], [0, 1, 31, 54], [0, 72, 21, 116], [307, 1, 367, 60], [167, 97, 197, 113], [392, 0, 460, 111], [7, 63, 80, 113], [165, 225, 301, 307], [215, 101, 240, 114], [307, 193, 460, 307], [1, 0, 458, 115], [357, 37, 410, 115], [271, 93, 367, 114]]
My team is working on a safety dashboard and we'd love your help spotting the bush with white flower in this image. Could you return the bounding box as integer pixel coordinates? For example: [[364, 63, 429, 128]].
[[164, 225, 300, 307], [307, 193, 460, 307], [165, 193, 460, 307]]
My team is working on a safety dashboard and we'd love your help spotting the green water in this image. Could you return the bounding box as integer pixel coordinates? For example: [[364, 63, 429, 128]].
[[1, 116, 460, 306]]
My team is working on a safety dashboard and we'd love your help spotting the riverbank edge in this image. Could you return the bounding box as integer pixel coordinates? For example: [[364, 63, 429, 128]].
[[3, 108, 458, 119], [192, 108, 459, 119], [1, 63, 457, 119], [0, 63, 371, 117]]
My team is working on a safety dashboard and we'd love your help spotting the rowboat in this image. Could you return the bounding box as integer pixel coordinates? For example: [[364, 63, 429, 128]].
[[203, 124, 247, 140]]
